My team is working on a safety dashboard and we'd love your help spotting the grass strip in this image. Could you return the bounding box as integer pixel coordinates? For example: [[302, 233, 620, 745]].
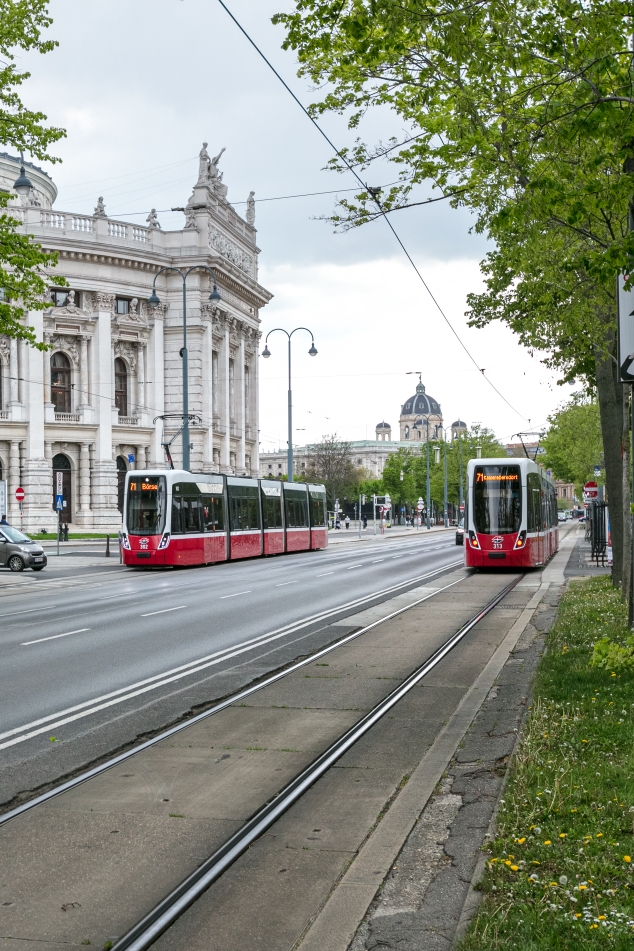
[[460, 577, 634, 949]]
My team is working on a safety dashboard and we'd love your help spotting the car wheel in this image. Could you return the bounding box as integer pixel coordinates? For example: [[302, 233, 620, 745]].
[[8, 555, 24, 572], [32, 565, 45, 571]]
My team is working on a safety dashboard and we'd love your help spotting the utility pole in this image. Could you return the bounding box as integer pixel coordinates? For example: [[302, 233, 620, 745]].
[[443, 437, 448, 527]]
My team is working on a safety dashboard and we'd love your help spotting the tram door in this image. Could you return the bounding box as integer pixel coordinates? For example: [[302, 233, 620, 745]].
[[52, 453, 72, 522], [528, 472, 543, 565]]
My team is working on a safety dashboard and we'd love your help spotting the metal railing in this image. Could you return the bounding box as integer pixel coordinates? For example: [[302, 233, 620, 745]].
[[587, 501, 608, 566]]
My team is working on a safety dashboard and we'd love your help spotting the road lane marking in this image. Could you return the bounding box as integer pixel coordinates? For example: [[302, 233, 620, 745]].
[[275, 581, 298, 587], [21, 628, 90, 646], [371, 559, 385, 563], [220, 590, 251, 599], [346, 564, 363, 569], [0, 560, 464, 750], [316, 572, 334, 577], [140, 606, 187, 617]]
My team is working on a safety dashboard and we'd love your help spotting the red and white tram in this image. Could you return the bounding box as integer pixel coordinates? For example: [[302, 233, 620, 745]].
[[464, 458, 558, 569], [120, 470, 328, 568]]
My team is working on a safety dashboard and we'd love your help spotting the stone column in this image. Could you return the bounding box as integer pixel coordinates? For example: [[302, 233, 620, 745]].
[[144, 445, 151, 469], [8, 337, 20, 420], [148, 304, 165, 467], [8, 439, 20, 520], [78, 442, 92, 521], [43, 334, 52, 404], [221, 317, 231, 471], [237, 331, 246, 472], [21, 309, 56, 532], [79, 335, 90, 408], [137, 342, 145, 412], [91, 293, 118, 528]]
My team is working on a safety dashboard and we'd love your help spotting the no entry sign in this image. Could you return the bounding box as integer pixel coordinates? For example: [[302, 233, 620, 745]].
[[15, 487, 25, 502], [584, 481, 599, 500]]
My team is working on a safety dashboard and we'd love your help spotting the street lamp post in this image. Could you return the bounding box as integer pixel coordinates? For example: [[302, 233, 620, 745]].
[[418, 415, 432, 530], [262, 328, 317, 482], [443, 434, 448, 527], [459, 435, 464, 522], [148, 265, 221, 471]]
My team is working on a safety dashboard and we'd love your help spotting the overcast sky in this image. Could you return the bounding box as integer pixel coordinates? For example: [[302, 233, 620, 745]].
[[18, 0, 569, 450]]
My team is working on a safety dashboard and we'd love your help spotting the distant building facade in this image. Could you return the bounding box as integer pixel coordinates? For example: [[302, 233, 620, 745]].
[[0, 145, 271, 531], [260, 378, 459, 479]]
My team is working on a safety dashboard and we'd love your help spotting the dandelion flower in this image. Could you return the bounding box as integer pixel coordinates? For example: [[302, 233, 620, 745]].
[[560, 833, 567, 838], [624, 856, 632, 863], [511, 865, 519, 871], [559, 875, 568, 885], [544, 840, 552, 845]]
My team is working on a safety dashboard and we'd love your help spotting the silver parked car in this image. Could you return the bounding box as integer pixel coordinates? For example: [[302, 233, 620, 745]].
[[0, 524, 47, 571]]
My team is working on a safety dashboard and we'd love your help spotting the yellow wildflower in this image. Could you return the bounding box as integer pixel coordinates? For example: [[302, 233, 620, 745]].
[[624, 856, 632, 863], [544, 840, 552, 845]]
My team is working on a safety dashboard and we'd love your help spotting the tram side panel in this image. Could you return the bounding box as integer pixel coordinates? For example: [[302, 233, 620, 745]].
[[261, 482, 285, 555], [284, 483, 311, 552], [227, 478, 263, 560], [309, 485, 328, 550]]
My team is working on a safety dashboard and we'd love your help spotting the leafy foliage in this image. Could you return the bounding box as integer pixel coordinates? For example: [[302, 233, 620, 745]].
[[305, 434, 364, 507], [0, 0, 66, 346], [542, 397, 603, 494]]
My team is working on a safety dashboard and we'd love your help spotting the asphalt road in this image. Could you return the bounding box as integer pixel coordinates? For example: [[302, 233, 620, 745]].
[[0, 532, 462, 805]]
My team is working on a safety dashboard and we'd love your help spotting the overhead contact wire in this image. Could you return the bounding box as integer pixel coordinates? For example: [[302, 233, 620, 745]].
[[215, 0, 529, 423]]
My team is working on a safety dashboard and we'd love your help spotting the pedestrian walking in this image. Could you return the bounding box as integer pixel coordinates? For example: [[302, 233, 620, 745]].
[[345, 515, 350, 530], [362, 515, 367, 530], [0, 514, 8, 525]]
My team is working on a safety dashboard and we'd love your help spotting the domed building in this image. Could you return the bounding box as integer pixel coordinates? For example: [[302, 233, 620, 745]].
[[375, 421, 392, 442], [399, 379, 443, 442], [451, 419, 468, 440]]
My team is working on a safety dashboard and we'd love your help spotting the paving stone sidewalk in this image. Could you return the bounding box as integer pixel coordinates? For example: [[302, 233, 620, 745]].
[[348, 584, 564, 951]]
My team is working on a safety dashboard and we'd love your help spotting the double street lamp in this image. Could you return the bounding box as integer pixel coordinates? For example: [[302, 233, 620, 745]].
[[414, 415, 432, 530], [262, 328, 317, 482], [148, 266, 221, 471]]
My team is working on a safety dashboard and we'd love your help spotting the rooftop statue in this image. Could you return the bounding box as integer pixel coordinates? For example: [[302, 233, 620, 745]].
[[94, 196, 107, 218], [197, 142, 226, 186], [246, 191, 255, 225], [146, 208, 161, 229]]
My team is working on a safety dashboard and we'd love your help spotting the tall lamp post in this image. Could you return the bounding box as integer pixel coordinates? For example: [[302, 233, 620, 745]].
[[459, 435, 464, 523], [148, 266, 221, 471], [262, 328, 317, 482], [443, 430, 448, 527], [416, 415, 432, 530]]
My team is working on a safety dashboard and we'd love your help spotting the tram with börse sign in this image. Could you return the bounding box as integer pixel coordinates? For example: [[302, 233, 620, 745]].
[[120, 470, 328, 567], [463, 458, 558, 568]]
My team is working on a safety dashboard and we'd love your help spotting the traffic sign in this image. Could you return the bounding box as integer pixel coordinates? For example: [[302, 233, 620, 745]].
[[55, 495, 64, 511], [56, 472, 63, 495], [15, 487, 24, 502], [584, 480, 599, 500], [417, 498, 424, 511]]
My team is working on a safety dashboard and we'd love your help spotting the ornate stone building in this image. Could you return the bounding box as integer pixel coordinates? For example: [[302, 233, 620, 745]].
[[399, 377, 443, 442], [0, 145, 271, 531]]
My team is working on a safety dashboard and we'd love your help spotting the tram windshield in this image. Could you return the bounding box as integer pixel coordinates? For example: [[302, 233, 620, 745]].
[[126, 476, 167, 535], [473, 466, 521, 535]]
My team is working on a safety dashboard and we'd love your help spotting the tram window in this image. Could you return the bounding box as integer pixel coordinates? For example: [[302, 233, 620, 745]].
[[309, 493, 326, 527], [284, 489, 309, 528], [201, 495, 224, 532], [262, 493, 283, 529], [171, 482, 203, 534], [473, 465, 521, 535], [127, 476, 166, 535], [527, 473, 541, 532], [228, 485, 261, 531]]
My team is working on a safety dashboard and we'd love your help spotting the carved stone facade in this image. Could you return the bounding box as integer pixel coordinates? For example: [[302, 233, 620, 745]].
[[0, 148, 270, 531]]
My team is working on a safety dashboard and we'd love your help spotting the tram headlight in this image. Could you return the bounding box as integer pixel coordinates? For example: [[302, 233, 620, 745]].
[[158, 532, 171, 550], [514, 530, 527, 549], [121, 533, 131, 550], [468, 531, 480, 549]]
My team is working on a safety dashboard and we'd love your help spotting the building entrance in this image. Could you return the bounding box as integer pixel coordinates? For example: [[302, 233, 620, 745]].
[[52, 453, 72, 522]]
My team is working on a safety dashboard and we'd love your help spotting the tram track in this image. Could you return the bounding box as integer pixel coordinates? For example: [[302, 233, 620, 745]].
[[110, 574, 523, 951], [1, 570, 523, 951]]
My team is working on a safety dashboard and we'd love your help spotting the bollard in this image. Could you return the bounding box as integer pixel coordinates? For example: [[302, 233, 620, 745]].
[[105, 534, 110, 558]]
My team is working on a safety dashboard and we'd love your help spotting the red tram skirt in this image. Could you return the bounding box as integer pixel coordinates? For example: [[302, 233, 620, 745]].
[[264, 529, 285, 555], [285, 528, 311, 552], [310, 527, 328, 550]]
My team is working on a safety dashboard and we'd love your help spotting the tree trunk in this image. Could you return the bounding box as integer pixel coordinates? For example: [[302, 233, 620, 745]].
[[622, 388, 632, 614], [594, 325, 629, 590]]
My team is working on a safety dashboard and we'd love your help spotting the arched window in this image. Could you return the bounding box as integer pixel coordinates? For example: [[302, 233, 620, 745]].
[[51, 352, 71, 414], [114, 358, 128, 416], [404, 425, 410, 440], [116, 455, 127, 513], [52, 453, 72, 521]]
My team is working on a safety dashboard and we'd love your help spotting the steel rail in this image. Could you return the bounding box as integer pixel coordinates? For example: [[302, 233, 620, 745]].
[[0, 561, 463, 826], [111, 573, 523, 951]]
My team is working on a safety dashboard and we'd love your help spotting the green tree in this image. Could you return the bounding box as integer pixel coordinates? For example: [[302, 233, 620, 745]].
[[0, 0, 65, 347], [380, 448, 417, 512], [274, 1, 633, 592], [542, 397, 603, 499], [305, 434, 363, 508]]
